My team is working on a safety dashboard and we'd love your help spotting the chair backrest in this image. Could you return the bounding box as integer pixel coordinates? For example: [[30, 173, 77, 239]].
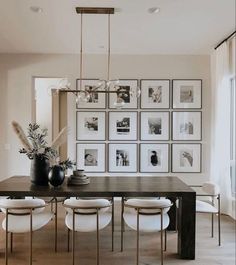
[[124, 198, 172, 214], [0, 198, 46, 215], [202, 182, 220, 196], [64, 198, 111, 214]]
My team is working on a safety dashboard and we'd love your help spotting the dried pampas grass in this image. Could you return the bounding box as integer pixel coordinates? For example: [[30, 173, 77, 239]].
[[11, 121, 32, 151], [51, 126, 68, 150]]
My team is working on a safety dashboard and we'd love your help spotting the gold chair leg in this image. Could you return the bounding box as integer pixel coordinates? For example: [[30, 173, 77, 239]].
[[136, 209, 140, 265], [211, 196, 214, 238], [67, 228, 70, 252], [164, 229, 167, 251], [54, 197, 58, 252], [161, 210, 163, 265], [30, 209, 33, 265], [218, 213, 221, 246], [10, 233, 13, 253], [121, 197, 124, 252], [218, 195, 221, 246], [112, 197, 114, 252], [5, 210, 8, 265], [72, 211, 75, 265], [96, 210, 100, 265], [211, 213, 214, 238]]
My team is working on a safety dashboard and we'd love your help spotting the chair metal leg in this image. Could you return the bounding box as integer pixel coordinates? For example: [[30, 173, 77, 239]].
[[218, 195, 221, 246], [67, 228, 70, 252], [96, 209, 100, 265], [112, 197, 114, 252], [5, 210, 8, 265], [161, 209, 163, 265], [54, 197, 58, 252], [30, 209, 33, 265], [164, 229, 167, 251], [121, 197, 124, 252], [10, 233, 13, 253], [136, 209, 140, 265], [211, 196, 215, 238], [72, 210, 75, 265], [211, 213, 214, 238]]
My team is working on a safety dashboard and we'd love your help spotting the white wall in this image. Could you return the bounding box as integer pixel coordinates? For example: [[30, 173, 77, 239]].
[[0, 53, 211, 184]]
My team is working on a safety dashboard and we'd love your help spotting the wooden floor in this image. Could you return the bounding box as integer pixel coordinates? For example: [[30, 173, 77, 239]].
[[0, 201, 235, 265]]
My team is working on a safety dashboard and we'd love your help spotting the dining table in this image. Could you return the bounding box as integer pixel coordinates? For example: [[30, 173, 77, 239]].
[[0, 175, 196, 260]]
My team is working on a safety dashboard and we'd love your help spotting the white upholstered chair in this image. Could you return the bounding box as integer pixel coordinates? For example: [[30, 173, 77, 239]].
[[123, 198, 172, 265], [63, 198, 112, 265], [0, 198, 54, 265], [192, 182, 221, 245]]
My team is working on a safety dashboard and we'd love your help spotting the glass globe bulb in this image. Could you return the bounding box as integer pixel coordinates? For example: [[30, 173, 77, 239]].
[[136, 87, 141, 98], [58, 78, 70, 90], [76, 92, 86, 104], [113, 99, 125, 109]]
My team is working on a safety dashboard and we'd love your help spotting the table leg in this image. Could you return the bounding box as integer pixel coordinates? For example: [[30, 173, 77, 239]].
[[178, 193, 196, 259]]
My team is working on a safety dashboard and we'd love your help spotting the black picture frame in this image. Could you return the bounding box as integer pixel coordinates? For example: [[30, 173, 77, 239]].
[[108, 79, 139, 109], [108, 143, 138, 173], [172, 79, 202, 109], [76, 78, 107, 109], [140, 79, 170, 109], [76, 111, 106, 141], [108, 111, 138, 141], [140, 111, 170, 141], [76, 143, 106, 173], [172, 111, 202, 141], [139, 143, 169, 173], [171, 143, 202, 173]]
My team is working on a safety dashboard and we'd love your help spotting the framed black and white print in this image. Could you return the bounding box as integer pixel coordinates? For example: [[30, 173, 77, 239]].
[[171, 143, 201, 173], [109, 79, 138, 109], [76, 79, 106, 109], [108, 143, 137, 172], [76, 143, 105, 172], [76, 111, 106, 141], [140, 144, 169, 173], [109, 111, 137, 140], [141, 79, 170, 109], [140, 112, 169, 140], [172, 111, 202, 140], [172, 79, 202, 109]]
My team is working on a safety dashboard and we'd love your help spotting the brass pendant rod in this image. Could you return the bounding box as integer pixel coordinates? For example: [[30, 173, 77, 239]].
[[79, 12, 83, 90], [59, 89, 118, 94], [107, 13, 111, 82]]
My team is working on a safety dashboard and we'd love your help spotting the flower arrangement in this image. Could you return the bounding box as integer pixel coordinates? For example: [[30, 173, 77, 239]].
[[12, 121, 75, 170]]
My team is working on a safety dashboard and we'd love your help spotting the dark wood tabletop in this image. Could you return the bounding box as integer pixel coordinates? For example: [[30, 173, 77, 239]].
[[0, 175, 194, 197]]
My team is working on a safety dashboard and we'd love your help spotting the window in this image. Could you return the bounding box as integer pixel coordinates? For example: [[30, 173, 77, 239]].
[[230, 77, 236, 194]]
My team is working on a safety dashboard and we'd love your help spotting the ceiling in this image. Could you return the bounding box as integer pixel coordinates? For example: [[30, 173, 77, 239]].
[[0, 0, 235, 54]]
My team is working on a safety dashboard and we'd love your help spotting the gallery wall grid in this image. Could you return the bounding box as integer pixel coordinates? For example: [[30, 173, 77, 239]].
[[75, 78, 202, 173]]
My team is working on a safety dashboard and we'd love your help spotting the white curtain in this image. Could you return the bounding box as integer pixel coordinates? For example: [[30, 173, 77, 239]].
[[211, 42, 232, 216]]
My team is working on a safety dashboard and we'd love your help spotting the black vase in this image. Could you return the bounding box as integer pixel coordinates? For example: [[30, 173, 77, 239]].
[[48, 165, 65, 187], [30, 155, 50, 186]]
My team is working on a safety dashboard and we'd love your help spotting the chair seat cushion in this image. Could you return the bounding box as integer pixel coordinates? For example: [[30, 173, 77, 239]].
[[196, 200, 218, 213], [2, 212, 54, 233], [123, 212, 170, 232], [65, 212, 112, 232]]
